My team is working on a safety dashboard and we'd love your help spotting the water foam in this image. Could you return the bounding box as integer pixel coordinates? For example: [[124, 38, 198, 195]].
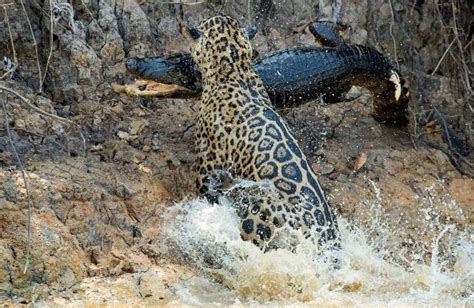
[[160, 181, 473, 306]]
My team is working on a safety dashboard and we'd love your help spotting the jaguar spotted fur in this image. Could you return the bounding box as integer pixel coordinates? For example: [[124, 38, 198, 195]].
[[187, 15, 339, 249]]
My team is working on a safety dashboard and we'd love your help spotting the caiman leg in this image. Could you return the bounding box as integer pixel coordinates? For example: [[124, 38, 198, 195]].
[[308, 20, 350, 48]]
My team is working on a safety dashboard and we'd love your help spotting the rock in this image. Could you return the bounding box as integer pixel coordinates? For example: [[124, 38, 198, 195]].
[[0, 241, 14, 297], [378, 177, 418, 208], [136, 271, 175, 302], [3, 176, 18, 203], [101, 140, 146, 163], [448, 178, 474, 222], [117, 131, 130, 139], [156, 16, 186, 52], [382, 158, 404, 176], [50, 34, 102, 103], [87, 20, 106, 52], [119, 0, 152, 57], [129, 118, 149, 135], [312, 161, 335, 175], [115, 182, 136, 200]]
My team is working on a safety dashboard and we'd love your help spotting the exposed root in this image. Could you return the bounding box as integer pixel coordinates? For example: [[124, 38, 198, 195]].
[[1, 4, 17, 80], [387, 0, 400, 71], [52, 1, 77, 33], [0, 83, 87, 157], [1, 95, 33, 273], [41, 0, 54, 88], [410, 107, 473, 177], [0, 83, 74, 124], [431, 38, 455, 76], [18, 0, 43, 93]]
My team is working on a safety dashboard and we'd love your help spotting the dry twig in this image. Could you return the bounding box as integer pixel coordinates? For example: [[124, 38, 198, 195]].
[[29, 0, 68, 32], [247, 0, 252, 26], [431, 38, 456, 76], [387, 0, 400, 71], [450, 0, 471, 94], [411, 107, 473, 177], [1, 95, 33, 273], [0, 84, 74, 124], [18, 0, 43, 93], [0, 84, 87, 156], [41, 0, 54, 88], [1, 5, 17, 80]]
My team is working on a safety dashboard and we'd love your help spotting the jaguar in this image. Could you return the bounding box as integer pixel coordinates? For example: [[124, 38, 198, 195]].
[[186, 15, 339, 250]]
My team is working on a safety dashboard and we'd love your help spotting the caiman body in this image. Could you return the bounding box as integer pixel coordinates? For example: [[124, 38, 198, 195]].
[[253, 45, 400, 110], [126, 54, 199, 93], [122, 21, 409, 124]]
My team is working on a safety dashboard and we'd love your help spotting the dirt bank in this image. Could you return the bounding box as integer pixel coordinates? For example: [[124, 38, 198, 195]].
[[0, 0, 472, 303]]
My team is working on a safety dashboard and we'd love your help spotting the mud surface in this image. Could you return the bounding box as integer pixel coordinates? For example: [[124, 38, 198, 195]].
[[0, 0, 472, 304]]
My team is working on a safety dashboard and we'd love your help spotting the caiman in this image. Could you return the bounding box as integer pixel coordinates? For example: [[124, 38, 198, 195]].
[[114, 21, 409, 124]]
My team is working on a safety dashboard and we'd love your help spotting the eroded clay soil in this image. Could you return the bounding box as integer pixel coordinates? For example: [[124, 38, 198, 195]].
[[0, 0, 472, 303]]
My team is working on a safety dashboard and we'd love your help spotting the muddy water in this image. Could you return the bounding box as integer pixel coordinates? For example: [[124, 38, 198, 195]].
[[45, 181, 472, 307], [161, 192, 473, 306]]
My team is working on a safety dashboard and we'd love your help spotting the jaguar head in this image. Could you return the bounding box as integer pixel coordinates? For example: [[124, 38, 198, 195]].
[[183, 16, 256, 81]]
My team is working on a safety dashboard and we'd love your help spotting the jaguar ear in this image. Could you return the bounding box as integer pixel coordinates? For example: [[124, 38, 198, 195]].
[[181, 25, 202, 40], [252, 49, 260, 60], [189, 27, 202, 39], [242, 26, 257, 40]]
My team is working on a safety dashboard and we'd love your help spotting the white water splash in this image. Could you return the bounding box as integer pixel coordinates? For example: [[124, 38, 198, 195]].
[[160, 181, 473, 306]]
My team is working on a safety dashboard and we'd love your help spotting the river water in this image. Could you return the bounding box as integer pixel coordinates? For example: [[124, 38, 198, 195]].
[[157, 181, 473, 306], [44, 181, 472, 306]]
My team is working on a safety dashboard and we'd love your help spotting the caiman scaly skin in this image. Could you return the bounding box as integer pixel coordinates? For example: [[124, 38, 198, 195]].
[[126, 45, 408, 124], [253, 46, 395, 106], [126, 54, 199, 91]]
